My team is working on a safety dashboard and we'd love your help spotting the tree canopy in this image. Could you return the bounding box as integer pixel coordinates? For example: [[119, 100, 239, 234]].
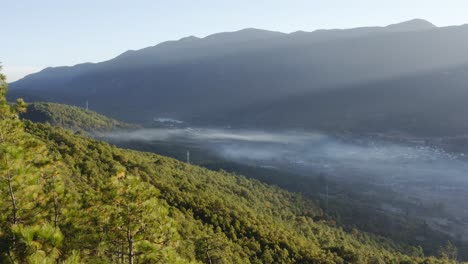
[[0, 66, 459, 263]]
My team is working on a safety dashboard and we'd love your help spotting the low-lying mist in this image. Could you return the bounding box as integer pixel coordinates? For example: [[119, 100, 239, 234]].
[[100, 127, 468, 238], [100, 128, 468, 184]]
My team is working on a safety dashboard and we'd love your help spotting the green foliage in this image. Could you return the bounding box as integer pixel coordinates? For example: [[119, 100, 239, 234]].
[[21, 102, 137, 132], [12, 223, 63, 263], [97, 175, 180, 263], [0, 67, 459, 263], [438, 241, 458, 260], [0, 66, 67, 263], [15, 98, 27, 113], [202, 160, 459, 258], [20, 120, 458, 263]]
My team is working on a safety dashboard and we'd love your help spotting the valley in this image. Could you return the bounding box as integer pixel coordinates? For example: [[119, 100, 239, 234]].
[[96, 124, 468, 257], [4, 7, 468, 261]]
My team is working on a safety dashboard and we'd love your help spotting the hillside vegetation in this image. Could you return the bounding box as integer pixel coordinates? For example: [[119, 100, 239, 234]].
[[20, 102, 137, 132], [0, 68, 457, 263]]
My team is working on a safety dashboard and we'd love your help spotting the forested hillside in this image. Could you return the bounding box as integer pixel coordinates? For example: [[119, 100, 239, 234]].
[[0, 67, 457, 263], [20, 102, 137, 132]]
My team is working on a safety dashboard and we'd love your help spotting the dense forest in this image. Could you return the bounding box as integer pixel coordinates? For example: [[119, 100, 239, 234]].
[[20, 102, 137, 133], [102, 131, 466, 259], [0, 67, 459, 263]]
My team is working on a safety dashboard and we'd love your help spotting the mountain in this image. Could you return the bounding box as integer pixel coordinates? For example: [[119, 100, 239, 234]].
[[217, 64, 468, 136], [2, 69, 456, 263], [385, 18, 436, 32], [8, 19, 468, 136], [14, 98, 464, 258]]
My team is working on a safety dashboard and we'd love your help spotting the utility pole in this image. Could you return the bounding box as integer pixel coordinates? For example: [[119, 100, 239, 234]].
[[325, 182, 329, 214], [187, 150, 190, 164]]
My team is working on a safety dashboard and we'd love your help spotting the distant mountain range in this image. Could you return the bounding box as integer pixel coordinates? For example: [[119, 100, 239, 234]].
[[9, 19, 468, 136]]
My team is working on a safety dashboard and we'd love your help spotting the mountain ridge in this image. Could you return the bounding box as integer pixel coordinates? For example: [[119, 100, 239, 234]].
[[12, 18, 437, 84], [385, 18, 437, 31], [9, 19, 468, 136]]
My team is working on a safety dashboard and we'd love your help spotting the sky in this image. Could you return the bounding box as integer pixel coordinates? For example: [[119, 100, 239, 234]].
[[2, 0, 468, 82]]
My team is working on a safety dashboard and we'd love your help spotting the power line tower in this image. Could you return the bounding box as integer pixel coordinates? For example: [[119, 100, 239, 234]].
[[325, 182, 329, 214], [319, 174, 329, 214]]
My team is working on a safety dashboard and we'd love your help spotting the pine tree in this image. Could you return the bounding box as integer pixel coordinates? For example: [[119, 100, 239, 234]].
[[0, 65, 67, 263], [97, 171, 180, 264], [438, 240, 458, 260]]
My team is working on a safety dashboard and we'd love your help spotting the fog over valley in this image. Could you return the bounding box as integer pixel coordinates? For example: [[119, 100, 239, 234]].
[[5, 4, 468, 260], [100, 126, 468, 239]]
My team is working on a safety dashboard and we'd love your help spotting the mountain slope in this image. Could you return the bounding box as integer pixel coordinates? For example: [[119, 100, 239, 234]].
[[21, 118, 454, 263], [1, 68, 456, 263], [20, 102, 137, 132], [17, 98, 463, 258], [10, 19, 468, 136], [217, 63, 468, 136]]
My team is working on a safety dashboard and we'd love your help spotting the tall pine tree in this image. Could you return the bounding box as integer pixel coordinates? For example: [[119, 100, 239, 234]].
[[0, 65, 70, 263]]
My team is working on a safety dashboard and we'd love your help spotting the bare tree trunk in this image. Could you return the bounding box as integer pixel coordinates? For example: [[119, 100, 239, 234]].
[[120, 242, 124, 264], [206, 250, 213, 264], [7, 171, 18, 257], [127, 230, 133, 264], [205, 238, 213, 264], [127, 206, 134, 264], [7, 172, 17, 225], [53, 195, 59, 228]]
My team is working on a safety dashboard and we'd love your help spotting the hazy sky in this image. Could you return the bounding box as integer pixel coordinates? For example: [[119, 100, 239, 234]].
[[2, 0, 468, 82]]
